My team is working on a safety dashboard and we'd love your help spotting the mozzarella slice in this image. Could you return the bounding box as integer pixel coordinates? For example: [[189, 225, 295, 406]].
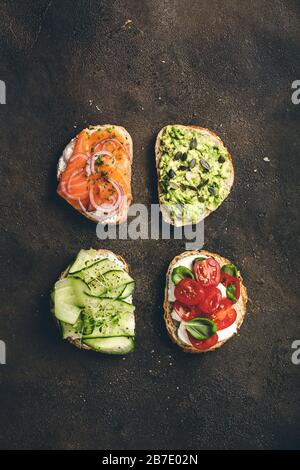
[[177, 323, 192, 346], [216, 323, 237, 342], [171, 309, 182, 322]]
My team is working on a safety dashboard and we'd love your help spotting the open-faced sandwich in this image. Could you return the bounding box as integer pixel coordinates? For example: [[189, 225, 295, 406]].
[[164, 250, 247, 352], [156, 125, 234, 226], [50, 249, 135, 354], [57, 125, 133, 224]]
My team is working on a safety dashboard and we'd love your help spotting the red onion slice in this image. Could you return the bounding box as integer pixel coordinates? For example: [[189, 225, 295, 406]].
[[78, 199, 88, 213], [96, 138, 128, 156], [88, 178, 125, 221]]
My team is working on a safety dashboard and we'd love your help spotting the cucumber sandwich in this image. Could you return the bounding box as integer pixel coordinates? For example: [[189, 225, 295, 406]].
[[50, 249, 135, 354]]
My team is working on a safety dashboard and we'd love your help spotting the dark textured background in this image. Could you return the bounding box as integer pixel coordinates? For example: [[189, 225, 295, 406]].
[[0, 0, 299, 450]]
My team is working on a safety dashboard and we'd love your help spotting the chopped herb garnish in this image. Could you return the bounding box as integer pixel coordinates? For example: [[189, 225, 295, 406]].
[[95, 156, 104, 166]]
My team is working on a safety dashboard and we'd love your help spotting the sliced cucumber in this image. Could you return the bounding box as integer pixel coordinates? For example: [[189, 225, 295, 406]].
[[86, 278, 107, 297], [55, 301, 81, 325], [101, 284, 126, 299], [60, 321, 80, 340], [118, 282, 135, 300], [55, 277, 89, 305], [54, 278, 89, 324], [83, 337, 134, 354], [103, 270, 133, 289], [54, 280, 81, 324], [61, 308, 134, 340], [74, 279, 91, 305], [69, 249, 101, 274], [73, 258, 122, 284], [70, 256, 132, 299], [89, 269, 133, 297], [84, 296, 135, 317], [82, 310, 135, 338], [55, 279, 77, 303]]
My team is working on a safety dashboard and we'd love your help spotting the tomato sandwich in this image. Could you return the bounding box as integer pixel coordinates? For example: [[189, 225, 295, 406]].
[[164, 250, 247, 352]]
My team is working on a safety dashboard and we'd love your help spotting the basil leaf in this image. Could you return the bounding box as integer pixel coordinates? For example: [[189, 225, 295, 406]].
[[183, 318, 217, 340], [171, 266, 195, 285], [222, 263, 238, 278], [226, 283, 237, 302], [192, 256, 206, 266]]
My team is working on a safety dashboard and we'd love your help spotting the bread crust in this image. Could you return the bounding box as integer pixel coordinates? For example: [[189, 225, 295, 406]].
[[57, 125, 133, 224], [55, 249, 129, 351], [155, 125, 234, 226], [164, 250, 248, 353]]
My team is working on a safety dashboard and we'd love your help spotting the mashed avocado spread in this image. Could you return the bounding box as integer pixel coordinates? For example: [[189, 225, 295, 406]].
[[158, 125, 232, 223]]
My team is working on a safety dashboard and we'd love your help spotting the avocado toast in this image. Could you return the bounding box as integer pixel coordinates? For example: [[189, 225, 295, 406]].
[[156, 125, 234, 226], [50, 249, 135, 354]]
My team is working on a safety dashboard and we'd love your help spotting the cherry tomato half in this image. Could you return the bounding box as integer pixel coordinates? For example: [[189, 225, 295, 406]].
[[193, 257, 221, 287], [221, 272, 240, 302], [173, 301, 199, 321], [174, 278, 205, 306], [187, 332, 219, 351], [197, 285, 222, 314], [212, 298, 237, 330]]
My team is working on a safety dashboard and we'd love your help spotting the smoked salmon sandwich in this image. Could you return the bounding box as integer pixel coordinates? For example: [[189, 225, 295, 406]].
[[57, 125, 133, 224]]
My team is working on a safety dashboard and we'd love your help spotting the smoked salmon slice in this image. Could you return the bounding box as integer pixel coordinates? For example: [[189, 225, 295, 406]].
[[57, 125, 133, 223]]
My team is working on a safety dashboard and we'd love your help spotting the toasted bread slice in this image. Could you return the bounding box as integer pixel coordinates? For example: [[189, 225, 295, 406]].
[[164, 250, 247, 353], [55, 249, 130, 351], [156, 125, 234, 226], [57, 125, 133, 224]]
